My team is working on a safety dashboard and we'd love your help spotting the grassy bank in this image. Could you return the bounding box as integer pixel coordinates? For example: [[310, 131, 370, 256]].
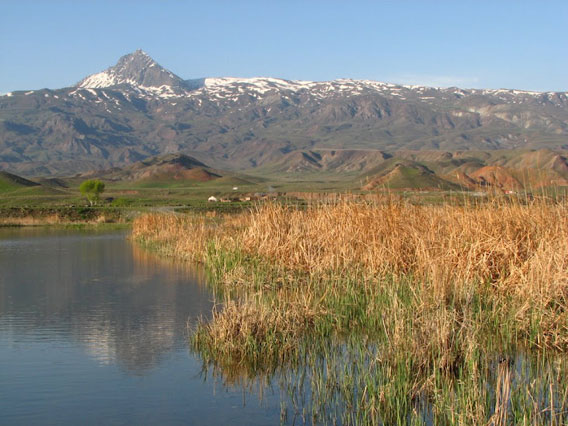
[[0, 206, 127, 227], [133, 197, 568, 423]]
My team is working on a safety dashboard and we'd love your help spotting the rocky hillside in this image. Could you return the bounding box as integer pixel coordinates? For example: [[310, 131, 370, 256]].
[[1, 50, 567, 176]]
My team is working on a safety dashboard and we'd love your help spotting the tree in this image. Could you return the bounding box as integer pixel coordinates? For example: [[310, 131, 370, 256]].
[[79, 179, 105, 206]]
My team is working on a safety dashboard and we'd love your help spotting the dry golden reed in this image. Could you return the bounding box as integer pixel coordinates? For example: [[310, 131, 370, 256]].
[[242, 200, 567, 295], [242, 199, 568, 350], [133, 196, 568, 423], [133, 198, 568, 350], [132, 213, 217, 261], [0, 214, 63, 226]]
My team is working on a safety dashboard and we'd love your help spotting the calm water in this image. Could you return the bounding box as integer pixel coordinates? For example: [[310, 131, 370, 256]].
[[0, 228, 281, 425]]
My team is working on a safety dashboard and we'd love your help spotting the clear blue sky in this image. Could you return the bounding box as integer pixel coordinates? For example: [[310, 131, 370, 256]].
[[1, 0, 566, 93]]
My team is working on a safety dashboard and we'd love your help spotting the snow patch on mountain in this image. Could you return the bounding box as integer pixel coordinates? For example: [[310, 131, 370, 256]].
[[185, 77, 428, 103], [201, 77, 314, 95], [71, 50, 566, 106], [78, 71, 118, 89]]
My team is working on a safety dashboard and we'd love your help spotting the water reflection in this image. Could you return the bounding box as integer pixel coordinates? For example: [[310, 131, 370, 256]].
[[0, 228, 213, 374], [196, 336, 568, 424], [4, 228, 565, 423], [0, 228, 285, 425]]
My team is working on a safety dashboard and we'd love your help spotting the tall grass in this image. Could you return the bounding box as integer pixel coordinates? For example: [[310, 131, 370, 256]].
[[132, 213, 218, 261], [243, 199, 566, 296], [133, 196, 568, 422]]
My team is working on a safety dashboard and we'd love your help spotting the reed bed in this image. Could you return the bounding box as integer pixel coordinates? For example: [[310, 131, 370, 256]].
[[240, 199, 568, 350], [132, 213, 220, 261], [133, 197, 568, 423], [0, 208, 123, 226], [243, 200, 567, 298], [0, 214, 65, 226]]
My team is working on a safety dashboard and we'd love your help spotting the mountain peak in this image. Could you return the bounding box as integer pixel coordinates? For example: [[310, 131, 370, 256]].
[[76, 50, 187, 92], [115, 49, 154, 69]]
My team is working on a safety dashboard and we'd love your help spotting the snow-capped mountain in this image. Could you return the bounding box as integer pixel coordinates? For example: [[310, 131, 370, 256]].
[[77, 49, 192, 97], [74, 51, 567, 106], [1, 50, 567, 176]]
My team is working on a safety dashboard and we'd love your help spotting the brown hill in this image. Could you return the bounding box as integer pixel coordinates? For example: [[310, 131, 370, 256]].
[[363, 162, 461, 191], [495, 149, 568, 178], [469, 166, 522, 190], [82, 153, 221, 182], [444, 170, 478, 189]]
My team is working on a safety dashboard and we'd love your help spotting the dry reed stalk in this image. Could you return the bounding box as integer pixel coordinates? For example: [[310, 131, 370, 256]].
[[242, 201, 564, 280], [192, 293, 320, 380], [0, 211, 120, 226], [0, 214, 67, 225], [488, 360, 512, 426], [242, 201, 567, 302], [132, 213, 220, 261], [132, 201, 568, 420], [133, 198, 568, 351]]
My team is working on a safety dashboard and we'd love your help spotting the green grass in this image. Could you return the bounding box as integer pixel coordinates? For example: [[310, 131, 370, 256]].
[[0, 171, 39, 193]]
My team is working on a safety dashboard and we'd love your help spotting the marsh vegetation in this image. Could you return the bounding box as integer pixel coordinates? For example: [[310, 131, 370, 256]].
[[133, 195, 568, 424]]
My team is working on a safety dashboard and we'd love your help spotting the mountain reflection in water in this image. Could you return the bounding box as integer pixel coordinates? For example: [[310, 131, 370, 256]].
[[0, 228, 283, 425], [0, 228, 212, 374]]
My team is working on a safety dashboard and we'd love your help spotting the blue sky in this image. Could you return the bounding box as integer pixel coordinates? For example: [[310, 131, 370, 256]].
[[1, 1, 566, 93]]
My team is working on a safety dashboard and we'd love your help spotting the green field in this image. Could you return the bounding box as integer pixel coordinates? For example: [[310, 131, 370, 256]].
[[1, 152, 568, 226]]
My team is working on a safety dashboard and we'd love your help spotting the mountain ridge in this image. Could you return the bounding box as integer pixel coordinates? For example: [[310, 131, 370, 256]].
[[1, 50, 567, 177]]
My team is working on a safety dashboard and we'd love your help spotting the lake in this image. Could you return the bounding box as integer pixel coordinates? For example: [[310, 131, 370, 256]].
[[0, 228, 282, 425]]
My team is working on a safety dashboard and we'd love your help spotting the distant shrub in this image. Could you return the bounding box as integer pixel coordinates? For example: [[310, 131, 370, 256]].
[[79, 179, 105, 206], [111, 197, 133, 207]]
